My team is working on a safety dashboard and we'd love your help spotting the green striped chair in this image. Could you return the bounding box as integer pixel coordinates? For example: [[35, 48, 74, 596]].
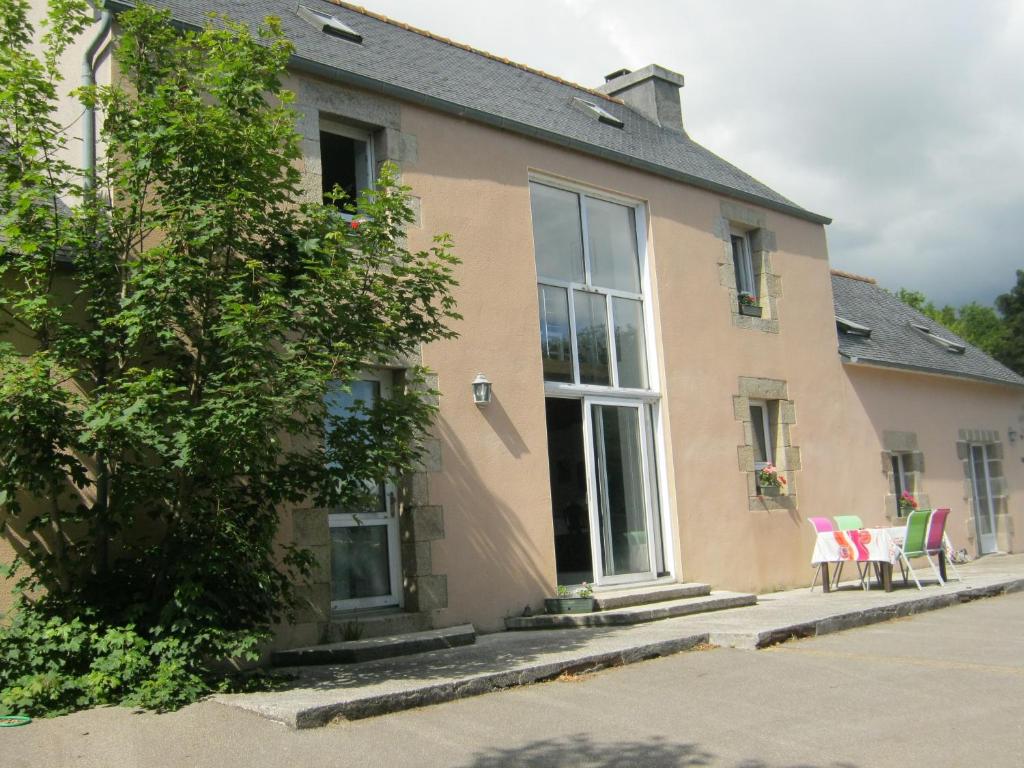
[[895, 509, 936, 589]]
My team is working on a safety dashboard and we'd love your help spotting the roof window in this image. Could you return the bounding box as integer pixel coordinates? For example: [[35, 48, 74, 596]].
[[297, 5, 363, 43], [909, 322, 966, 354], [571, 97, 624, 129], [836, 316, 871, 337]]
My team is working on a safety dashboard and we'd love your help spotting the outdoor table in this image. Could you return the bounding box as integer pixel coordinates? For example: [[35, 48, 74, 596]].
[[811, 527, 902, 593]]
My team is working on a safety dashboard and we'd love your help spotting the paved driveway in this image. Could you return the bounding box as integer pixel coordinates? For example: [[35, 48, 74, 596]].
[[7, 591, 1024, 767]]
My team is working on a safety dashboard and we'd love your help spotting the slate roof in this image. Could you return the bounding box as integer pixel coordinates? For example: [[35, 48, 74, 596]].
[[105, 0, 830, 224], [831, 271, 1024, 389]]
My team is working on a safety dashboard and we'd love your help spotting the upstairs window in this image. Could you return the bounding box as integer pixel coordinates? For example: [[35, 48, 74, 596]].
[[731, 229, 756, 300], [530, 181, 648, 390], [321, 120, 373, 211]]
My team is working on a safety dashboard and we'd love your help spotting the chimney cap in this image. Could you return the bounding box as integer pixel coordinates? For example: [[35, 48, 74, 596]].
[[604, 68, 632, 82], [599, 64, 685, 94]]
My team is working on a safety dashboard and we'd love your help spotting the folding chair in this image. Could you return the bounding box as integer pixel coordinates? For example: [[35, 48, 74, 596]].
[[832, 515, 869, 588], [894, 509, 939, 589], [808, 517, 835, 591]]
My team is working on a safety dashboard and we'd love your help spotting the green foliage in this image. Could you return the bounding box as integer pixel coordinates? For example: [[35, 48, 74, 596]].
[[1, 2, 459, 715], [994, 270, 1024, 375]]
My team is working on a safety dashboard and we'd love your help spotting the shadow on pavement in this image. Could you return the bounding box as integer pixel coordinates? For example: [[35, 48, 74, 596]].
[[454, 733, 860, 768]]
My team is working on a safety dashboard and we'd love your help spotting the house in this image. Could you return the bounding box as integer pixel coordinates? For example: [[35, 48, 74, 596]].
[[8, 0, 1023, 645], [830, 270, 1024, 557]]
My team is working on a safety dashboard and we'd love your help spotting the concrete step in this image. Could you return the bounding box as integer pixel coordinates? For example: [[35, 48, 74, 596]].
[[326, 609, 432, 641], [593, 582, 711, 611], [505, 591, 757, 630], [272, 624, 476, 667]]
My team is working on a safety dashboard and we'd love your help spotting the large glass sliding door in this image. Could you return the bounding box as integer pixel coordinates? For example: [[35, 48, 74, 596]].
[[589, 401, 657, 582], [546, 396, 661, 586]]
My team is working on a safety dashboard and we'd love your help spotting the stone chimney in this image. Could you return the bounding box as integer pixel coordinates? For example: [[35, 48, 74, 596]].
[[597, 64, 686, 134]]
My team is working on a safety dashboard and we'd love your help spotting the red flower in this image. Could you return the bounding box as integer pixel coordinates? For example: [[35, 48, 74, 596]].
[[350, 219, 360, 230]]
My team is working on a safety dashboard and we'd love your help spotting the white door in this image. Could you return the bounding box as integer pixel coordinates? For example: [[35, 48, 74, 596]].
[[968, 443, 998, 555], [325, 374, 402, 611], [583, 398, 659, 586]]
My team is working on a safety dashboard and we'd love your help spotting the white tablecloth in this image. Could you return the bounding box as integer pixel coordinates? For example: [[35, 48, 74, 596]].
[[811, 528, 902, 566]]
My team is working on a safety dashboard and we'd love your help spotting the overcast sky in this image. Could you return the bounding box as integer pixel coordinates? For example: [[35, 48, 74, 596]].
[[364, 0, 1024, 307]]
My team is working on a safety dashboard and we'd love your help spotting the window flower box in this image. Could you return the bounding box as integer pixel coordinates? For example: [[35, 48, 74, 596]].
[[739, 303, 763, 317], [738, 292, 762, 317]]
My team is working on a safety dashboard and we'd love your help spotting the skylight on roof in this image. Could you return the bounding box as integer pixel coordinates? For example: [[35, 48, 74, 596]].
[[836, 316, 871, 337], [909, 322, 966, 354], [297, 5, 363, 43], [571, 97, 624, 129]]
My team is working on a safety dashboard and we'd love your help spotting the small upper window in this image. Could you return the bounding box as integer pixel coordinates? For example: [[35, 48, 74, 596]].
[[910, 323, 966, 354], [571, 97, 624, 128], [836, 316, 871, 337], [731, 230, 756, 300], [320, 121, 373, 211], [297, 5, 363, 43]]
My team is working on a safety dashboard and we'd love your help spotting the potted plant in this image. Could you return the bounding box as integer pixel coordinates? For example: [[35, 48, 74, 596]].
[[738, 292, 762, 317], [757, 463, 787, 497], [544, 582, 595, 614], [898, 491, 919, 517]]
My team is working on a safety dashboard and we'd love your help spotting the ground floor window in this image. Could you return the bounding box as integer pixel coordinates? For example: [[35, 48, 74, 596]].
[[324, 371, 402, 611]]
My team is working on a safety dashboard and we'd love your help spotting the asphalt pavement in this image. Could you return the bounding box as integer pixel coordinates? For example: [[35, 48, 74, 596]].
[[6, 588, 1024, 767]]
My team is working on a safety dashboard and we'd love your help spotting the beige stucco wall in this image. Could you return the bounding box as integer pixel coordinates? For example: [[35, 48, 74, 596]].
[[394, 98, 846, 623], [835, 364, 1024, 555]]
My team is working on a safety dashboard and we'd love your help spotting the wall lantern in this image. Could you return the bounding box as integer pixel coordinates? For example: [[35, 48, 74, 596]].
[[472, 373, 492, 406]]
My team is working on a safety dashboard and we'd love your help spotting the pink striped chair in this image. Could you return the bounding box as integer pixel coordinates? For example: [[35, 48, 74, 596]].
[[925, 508, 960, 584], [808, 517, 835, 591]]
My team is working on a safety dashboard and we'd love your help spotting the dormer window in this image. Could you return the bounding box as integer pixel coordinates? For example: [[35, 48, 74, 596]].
[[571, 97, 624, 129], [910, 323, 966, 354], [836, 316, 871, 337], [297, 5, 363, 43]]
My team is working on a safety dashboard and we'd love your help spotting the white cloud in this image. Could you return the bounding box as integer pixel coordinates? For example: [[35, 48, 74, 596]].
[[364, 0, 1024, 305]]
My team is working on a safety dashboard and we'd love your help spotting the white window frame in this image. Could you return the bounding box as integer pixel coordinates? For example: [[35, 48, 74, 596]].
[[530, 176, 660, 400], [749, 399, 773, 472], [891, 452, 911, 517], [531, 173, 675, 584], [731, 228, 757, 299], [326, 369, 402, 612], [320, 118, 375, 219]]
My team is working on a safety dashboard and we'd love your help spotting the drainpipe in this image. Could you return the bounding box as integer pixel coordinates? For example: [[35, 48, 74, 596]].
[[81, 2, 113, 192]]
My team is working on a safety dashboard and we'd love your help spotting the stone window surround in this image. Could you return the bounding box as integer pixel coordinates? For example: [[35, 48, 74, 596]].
[[287, 79, 444, 642], [956, 428, 1011, 553], [880, 431, 928, 522], [716, 201, 781, 334], [734, 377, 800, 511]]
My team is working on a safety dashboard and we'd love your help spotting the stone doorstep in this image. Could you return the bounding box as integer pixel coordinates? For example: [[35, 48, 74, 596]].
[[593, 581, 712, 611], [325, 609, 432, 641], [221, 631, 712, 729], [505, 591, 757, 630], [271, 624, 476, 667]]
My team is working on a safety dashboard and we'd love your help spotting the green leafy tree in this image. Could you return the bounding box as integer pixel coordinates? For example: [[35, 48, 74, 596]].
[[1, 1, 459, 714], [994, 269, 1024, 375]]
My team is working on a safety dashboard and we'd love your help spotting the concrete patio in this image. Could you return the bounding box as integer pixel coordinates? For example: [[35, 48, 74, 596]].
[[213, 553, 1024, 729]]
